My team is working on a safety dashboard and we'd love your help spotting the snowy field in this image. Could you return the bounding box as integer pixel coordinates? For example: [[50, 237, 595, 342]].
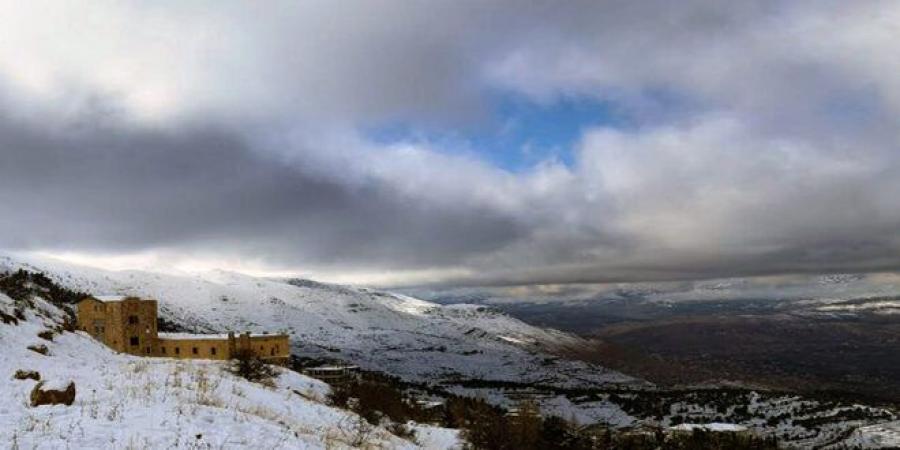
[[0, 292, 460, 449], [0, 254, 637, 388]]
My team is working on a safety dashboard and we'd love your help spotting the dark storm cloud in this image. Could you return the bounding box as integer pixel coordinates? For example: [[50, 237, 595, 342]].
[[0, 99, 525, 270]]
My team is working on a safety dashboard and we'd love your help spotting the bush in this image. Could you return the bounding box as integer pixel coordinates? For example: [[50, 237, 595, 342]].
[[331, 378, 416, 424], [387, 422, 417, 441], [14, 370, 40, 381], [0, 309, 17, 325], [229, 349, 275, 384]]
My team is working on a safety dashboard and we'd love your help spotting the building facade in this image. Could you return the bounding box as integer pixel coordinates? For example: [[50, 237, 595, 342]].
[[76, 296, 290, 364]]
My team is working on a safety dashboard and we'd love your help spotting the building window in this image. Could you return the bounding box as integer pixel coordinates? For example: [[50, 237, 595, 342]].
[[130, 336, 139, 346], [192, 347, 198, 355], [145, 347, 151, 354], [175, 347, 180, 355], [128, 315, 139, 324], [270, 348, 275, 356], [211, 347, 217, 356], [161, 347, 166, 354]]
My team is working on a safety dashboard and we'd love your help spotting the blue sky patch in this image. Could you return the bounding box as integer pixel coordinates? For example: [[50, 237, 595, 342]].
[[365, 92, 627, 172]]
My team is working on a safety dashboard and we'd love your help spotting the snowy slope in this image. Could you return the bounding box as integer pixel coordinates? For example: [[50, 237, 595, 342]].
[[0, 291, 460, 449], [0, 254, 637, 387], [843, 421, 900, 449]]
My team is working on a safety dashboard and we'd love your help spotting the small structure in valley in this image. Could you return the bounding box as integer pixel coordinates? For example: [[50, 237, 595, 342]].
[[301, 365, 360, 384], [76, 295, 290, 365]]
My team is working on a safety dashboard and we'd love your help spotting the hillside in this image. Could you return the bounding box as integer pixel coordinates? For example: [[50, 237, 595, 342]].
[[0, 254, 637, 388], [416, 275, 900, 402], [6, 254, 900, 448], [0, 290, 459, 449]]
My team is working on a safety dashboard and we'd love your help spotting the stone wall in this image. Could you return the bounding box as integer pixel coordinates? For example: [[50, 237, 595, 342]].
[[77, 296, 290, 365], [158, 337, 230, 360]]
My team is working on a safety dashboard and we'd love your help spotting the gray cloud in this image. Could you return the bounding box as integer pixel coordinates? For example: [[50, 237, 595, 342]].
[[2, 1, 900, 287], [0, 92, 526, 271]]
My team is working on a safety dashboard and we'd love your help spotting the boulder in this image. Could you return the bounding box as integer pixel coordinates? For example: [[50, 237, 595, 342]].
[[27, 344, 48, 355], [30, 380, 76, 407], [37, 330, 54, 341]]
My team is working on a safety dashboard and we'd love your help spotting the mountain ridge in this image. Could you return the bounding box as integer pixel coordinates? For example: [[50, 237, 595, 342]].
[[0, 253, 638, 388]]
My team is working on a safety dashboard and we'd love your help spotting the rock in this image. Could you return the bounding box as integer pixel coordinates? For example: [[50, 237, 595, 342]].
[[0, 310, 17, 325], [37, 330, 54, 341], [30, 380, 76, 407], [14, 370, 40, 381], [27, 344, 48, 355]]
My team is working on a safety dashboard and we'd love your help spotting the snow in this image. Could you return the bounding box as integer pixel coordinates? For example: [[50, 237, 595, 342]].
[[40, 378, 75, 391], [0, 291, 461, 449], [409, 424, 462, 450], [159, 332, 232, 340], [158, 332, 277, 340], [0, 253, 638, 389], [2, 253, 898, 449], [669, 423, 748, 432], [93, 295, 130, 302], [843, 421, 900, 449]]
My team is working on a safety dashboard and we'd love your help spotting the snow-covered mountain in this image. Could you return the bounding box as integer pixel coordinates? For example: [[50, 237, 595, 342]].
[[0, 254, 637, 387], [6, 254, 899, 448], [0, 289, 459, 449]]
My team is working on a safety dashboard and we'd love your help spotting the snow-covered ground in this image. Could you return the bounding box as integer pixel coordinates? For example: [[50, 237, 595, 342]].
[[669, 423, 748, 432], [3, 253, 898, 448], [842, 421, 900, 449], [0, 291, 461, 449], [0, 253, 637, 388]]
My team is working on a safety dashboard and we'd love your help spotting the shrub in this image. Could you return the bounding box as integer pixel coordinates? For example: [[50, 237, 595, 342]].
[[387, 422, 417, 441], [229, 349, 275, 384], [0, 309, 17, 325], [14, 370, 40, 381]]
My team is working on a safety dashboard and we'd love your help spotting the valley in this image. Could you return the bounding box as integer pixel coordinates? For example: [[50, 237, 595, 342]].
[[418, 283, 900, 404], [4, 254, 900, 448]]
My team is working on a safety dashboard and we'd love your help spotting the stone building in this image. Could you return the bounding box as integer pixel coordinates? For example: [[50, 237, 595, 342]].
[[76, 295, 290, 365]]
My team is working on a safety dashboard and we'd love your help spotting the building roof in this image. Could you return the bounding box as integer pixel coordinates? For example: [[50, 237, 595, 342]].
[[158, 333, 232, 341], [81, 295, 153, 303], [92, 295, 129, 302], [158, 332, 285, 341]]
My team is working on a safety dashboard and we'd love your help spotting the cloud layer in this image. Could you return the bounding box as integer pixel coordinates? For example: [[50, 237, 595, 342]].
[[3, 1, 900, 286]]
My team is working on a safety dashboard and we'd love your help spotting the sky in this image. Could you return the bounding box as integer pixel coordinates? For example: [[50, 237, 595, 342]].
[[2, 1, 900, 287]]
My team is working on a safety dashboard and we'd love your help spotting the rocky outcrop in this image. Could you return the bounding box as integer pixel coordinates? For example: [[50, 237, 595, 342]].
[[30, 380, 76, 407]]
